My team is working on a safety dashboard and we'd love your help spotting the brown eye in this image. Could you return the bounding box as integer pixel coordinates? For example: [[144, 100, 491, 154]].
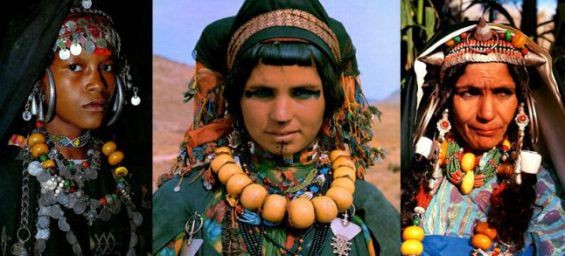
[[68, 64, 82, 72]]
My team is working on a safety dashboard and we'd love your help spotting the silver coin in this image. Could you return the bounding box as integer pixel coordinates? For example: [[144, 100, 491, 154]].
[[132, 211, 143, 227], [70, 43, 82, 56], [99, 207, 111, 221], [57, 193, 70, 206], [73, 201, 86, 214], [65, 21, 77, 32], [34, 239, 47, 254], [84, 40, 96, 53], [81, 0, 92, 9], [72, 243, 82, 255], [131, 95, 141, 106], [37, 216, 50, 229], [58, 218, 71, 232], [27, 161, 43, 176], [22, 110, 32, 121], [59, 48, 71, 60], [77, 18, 88, 26], [51, 205, 64, 219], [66, 231, 78, 244], [38, 206, 50, 216], [96, 38, 107, 48], [10, 241, 27, 256], [129, 232, 138, 247], [35, 229, 50, 240]]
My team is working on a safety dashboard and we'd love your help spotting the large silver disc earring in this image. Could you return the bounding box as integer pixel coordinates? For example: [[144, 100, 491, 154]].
[[44, 68, 56, 123], [106, 76, 125, 126]]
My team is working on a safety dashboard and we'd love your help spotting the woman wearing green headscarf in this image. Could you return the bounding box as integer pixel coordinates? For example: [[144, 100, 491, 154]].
[[153, 0, 400, 255]]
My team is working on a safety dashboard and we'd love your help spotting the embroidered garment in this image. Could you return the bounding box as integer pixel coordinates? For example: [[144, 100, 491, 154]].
[[422, 167, 564, 255]]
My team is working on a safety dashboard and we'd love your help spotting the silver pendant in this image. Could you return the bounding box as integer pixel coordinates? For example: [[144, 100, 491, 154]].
[[84, 40, 96, 53], [81, 0, 92, 9], [10, 241, 28, 256], [130, 95, 140, 106], [70, 43, 82, 56], [330, 218, 361, 256], [59, 48, 71, 60], [22, 111, 32, 121]]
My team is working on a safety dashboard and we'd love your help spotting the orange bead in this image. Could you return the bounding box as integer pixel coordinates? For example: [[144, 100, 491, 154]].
[[102, 141, 117, 156], [217, 163, 243, 184], [471, 234, 492, 251], [226, 173, 252, 197], [287, 197, 315, 229], [402, 226, 425, 241], [461, 153, 476, 172], [326, 186, 353, 212], [330, 177, 355, 194], [41, 159, 56, 169], [114, 166, 129, 177], [329, 150, 349, 162], [31, 143, 49, 158], [331, 157, 356, 170], [27, 133, 45, 147], [333, 166, 356, 182], [445, 39, 455, 47], [210, 154, 234, 173], [214, 146, 232, 155], [108, 151, 124, 166], [261, 194, 287, 223], [511, 32, 527, 48], [240, 184, 267, 211], [311, 196, 338, 223]]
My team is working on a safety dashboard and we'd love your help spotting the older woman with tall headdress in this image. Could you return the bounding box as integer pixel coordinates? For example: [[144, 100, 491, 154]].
[[401, 18, 565, 255], [0, 0, 150, 254], [153, 0, 400, 255]]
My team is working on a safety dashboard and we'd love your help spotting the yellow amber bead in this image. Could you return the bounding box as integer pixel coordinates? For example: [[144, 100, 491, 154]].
[[114, 166, 129, 177]]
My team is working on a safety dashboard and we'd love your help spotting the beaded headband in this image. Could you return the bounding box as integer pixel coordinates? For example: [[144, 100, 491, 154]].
[[53, 7, 121, 61], [418, 18, 546, 72], [227, 9, 341, 69]]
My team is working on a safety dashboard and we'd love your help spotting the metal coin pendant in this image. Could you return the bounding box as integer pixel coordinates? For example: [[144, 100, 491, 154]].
[[59, 49, 71, 60], [22, 111, 32, 121], [10, 241, 28, 256], [84, 40, 96, 53], [70, 43, 82, 56], [82, 0, 92, 9], [131, 95, 141, 106]]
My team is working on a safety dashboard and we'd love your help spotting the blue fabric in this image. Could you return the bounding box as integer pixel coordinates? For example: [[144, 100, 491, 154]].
[[423, 235, 534, 256]]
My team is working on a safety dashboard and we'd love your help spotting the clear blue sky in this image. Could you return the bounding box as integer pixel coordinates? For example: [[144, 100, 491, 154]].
[[153, 0, 400, 101]]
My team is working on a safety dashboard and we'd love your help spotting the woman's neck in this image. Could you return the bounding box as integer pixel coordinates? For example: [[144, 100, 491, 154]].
[[44, 123, 87, 160]]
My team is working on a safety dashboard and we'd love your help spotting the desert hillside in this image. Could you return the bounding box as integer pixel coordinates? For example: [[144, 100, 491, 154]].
[[152, 56, 400, 210]]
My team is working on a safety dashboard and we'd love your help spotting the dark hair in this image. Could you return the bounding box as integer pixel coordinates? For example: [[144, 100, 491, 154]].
[[223, 42, 343, 123], [401, 63, 538, 249]]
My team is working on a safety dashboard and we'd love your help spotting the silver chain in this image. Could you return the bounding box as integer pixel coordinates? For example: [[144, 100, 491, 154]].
[[11, 163, 31, 255]]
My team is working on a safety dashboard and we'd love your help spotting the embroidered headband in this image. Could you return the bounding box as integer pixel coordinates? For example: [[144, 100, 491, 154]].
[[418, 18, 546, 72], [226, 9, 341, 69], [53, 7, 121, 61]]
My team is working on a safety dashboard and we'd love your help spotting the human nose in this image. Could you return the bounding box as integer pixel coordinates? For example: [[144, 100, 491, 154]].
[[85, 67, 106, 92], [269, 95, 292, 124], [477, 94, 495, 122]]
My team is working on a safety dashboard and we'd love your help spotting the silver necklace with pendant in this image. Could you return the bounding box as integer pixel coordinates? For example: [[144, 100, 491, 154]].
[[330, 206, 361, 256]]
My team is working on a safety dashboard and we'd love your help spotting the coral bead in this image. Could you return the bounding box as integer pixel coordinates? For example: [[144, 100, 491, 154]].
[[461, 153, 476, 172], [401, 240, 423, 255], [402, 226, 425, 241], [27, 133, 45, 147], [329, 150, 349, 162], [240, 184, 267, 211], [102, 141, 117, 156], [471, 234, 492, 251], [108, 151, 124, 166], [226, 173, 252, 197], [326, 186, 353, 212], [287, 197, 315, 229], [114, 166, 128, 177], [261, 194, 287, 223], [217, 163, 243, 184], [210, 154, 234, 173], [311, 196, 338, 223], [475, 221, 497, 240], [31, 143, 49, 158], [330, 177, 355, 194], [333, 166, 356, 182]]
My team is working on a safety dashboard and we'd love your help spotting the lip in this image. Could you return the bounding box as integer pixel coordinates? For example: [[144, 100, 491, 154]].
[[471, 127, 500, 136], [266, 130, 299, 142], [82, 99, 106, 112]]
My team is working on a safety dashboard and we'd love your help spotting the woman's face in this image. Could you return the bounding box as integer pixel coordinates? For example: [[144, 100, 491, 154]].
[[452, 63, 518, 151], [241, 63, 325, 155], [43, 51, 116, 136]]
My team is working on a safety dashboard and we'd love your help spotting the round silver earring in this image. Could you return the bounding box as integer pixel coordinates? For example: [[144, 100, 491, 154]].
[[106, 76, 125, 126], [130, 86, 141, 106]]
